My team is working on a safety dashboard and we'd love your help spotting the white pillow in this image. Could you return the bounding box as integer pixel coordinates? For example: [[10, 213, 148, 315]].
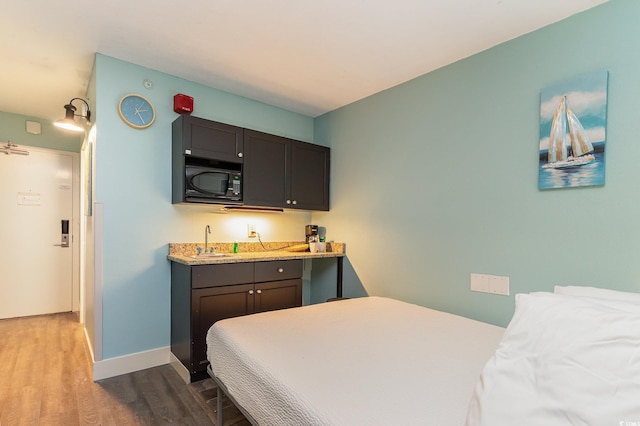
[[554, 285, 640, 303], [466, 292, 640, 425]]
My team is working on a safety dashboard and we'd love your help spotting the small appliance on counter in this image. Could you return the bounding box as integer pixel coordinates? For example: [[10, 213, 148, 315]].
[[305, 225, 319, 243], [306, 224, 326, 253]]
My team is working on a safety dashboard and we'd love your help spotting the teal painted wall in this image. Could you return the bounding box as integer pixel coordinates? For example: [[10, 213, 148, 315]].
[[93, 54, 314, 359], [0, 110, 83, 152], [312, 0, 640, 326]]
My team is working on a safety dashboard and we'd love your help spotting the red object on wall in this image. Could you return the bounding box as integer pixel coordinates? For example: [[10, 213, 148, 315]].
[[173, 94, 194, 114]]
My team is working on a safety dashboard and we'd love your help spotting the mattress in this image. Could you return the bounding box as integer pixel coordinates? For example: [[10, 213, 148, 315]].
[[206, 296, 504, 426]]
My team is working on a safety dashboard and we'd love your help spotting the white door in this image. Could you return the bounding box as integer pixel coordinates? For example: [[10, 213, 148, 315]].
[[0, 147, 75, 319]]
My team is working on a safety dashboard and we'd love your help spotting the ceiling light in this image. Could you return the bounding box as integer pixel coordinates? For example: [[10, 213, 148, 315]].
[[54, 98, 92, 132], [1, 141, 29, 156]]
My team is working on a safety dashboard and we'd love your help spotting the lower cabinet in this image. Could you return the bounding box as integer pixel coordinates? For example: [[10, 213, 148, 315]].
[[171, 259, 303, 381]]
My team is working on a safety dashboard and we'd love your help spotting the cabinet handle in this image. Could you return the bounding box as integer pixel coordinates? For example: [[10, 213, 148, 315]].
[[286, 200, 291, 205], [249, 290, 254, 295], [278, 268, 284, 273], [238, 152, 243, 158], [292, 200, 297, 205], [256, 289, 262, 294]]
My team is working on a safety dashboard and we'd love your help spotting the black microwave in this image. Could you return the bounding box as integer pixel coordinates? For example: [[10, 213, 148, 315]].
[[185, 165, 242, 201]]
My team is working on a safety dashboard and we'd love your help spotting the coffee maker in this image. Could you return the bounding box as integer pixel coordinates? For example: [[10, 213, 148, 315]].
[[305, 225, 319, 243]]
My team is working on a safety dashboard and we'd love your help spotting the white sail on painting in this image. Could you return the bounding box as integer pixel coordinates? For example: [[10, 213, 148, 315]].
[[539, 71, 608, 190]]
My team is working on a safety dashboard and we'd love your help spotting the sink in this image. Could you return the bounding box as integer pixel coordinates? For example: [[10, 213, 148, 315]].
[[189, 253, 235, 259]]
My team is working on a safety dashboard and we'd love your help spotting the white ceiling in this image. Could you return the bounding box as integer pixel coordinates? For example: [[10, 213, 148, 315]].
[[0, 0, 607, 123]]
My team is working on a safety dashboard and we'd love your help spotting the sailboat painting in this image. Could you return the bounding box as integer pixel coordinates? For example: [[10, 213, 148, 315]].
[[538, 71, 608, 190]]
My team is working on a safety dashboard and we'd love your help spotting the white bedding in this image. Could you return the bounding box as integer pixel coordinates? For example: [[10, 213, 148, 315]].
[[466, 292, 640, 425], [207, 296, 504, 426]]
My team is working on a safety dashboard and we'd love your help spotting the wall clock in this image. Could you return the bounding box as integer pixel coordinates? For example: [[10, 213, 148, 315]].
[[118, 94, 156, 129]]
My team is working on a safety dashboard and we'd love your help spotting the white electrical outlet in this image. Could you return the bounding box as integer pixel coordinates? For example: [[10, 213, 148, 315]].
[[489, 275, 510, 296], [247, 224, 257, 238], [470, 273, 490, 292], [471, 273, 509, 296]]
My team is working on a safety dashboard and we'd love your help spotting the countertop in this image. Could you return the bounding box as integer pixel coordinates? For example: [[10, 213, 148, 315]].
[[167, 241, 345, 266]]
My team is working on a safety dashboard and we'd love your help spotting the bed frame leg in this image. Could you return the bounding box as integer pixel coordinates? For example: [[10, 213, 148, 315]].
[[217, 385, 224, 426]]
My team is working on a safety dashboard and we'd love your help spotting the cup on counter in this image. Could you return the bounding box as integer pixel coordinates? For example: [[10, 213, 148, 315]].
[[309, 242, 326, 253]]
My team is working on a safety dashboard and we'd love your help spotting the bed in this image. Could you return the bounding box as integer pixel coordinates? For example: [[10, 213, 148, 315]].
[[206, 296, 504, 425], [207, 289, 640, 425]]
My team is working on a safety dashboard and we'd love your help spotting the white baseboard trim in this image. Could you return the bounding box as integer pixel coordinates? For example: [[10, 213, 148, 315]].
[[93, 346, 170, 381], [169, 352, 192, 384]]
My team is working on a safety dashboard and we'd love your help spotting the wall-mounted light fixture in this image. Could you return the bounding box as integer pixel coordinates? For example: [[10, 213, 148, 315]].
[[53, 98, 92, 132]]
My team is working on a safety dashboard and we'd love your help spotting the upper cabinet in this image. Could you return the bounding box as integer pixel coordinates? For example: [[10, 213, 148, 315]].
[[173, 115, 244, 163], [290, 141, 330, 211], [243, 130, 288, 209], [172, 116, 330, 211], [243, 130, 329, 211]]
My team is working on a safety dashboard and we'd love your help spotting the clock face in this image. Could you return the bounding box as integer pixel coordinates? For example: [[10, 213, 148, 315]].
[[118, 94, 156, 129]]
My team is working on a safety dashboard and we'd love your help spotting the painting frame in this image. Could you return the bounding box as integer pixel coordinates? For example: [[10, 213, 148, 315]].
[[538, 70, 609, 190]]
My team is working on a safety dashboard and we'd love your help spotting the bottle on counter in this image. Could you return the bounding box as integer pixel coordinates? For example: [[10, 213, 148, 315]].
[[233, 241, 239, 253], [318, 236, 326, 252]]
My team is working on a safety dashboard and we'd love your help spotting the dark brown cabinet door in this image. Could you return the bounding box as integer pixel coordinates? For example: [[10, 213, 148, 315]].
[[255, 279, 302, 313], [191, 284, 254, 372], [243, 130, 330, 210], [174, 115, 244, 163], [290, 141, 330, 211], [172, 260, 305, 380], [243, 130, 289, 207]]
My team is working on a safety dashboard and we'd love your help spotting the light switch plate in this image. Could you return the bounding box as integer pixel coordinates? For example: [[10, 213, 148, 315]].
[[471, 273, 509, 295], [470, 273, 490, 292], [489, 275, 510, 295]]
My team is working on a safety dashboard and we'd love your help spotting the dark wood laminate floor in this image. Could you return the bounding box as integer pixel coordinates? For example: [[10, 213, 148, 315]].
[[0, 312, 250, 425]]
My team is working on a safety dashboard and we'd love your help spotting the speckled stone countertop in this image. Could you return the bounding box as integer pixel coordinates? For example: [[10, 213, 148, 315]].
[[167, 241, 345, 265]]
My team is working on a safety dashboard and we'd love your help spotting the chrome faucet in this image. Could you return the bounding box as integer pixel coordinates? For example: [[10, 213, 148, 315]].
[[204, 225, 212, 254]]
